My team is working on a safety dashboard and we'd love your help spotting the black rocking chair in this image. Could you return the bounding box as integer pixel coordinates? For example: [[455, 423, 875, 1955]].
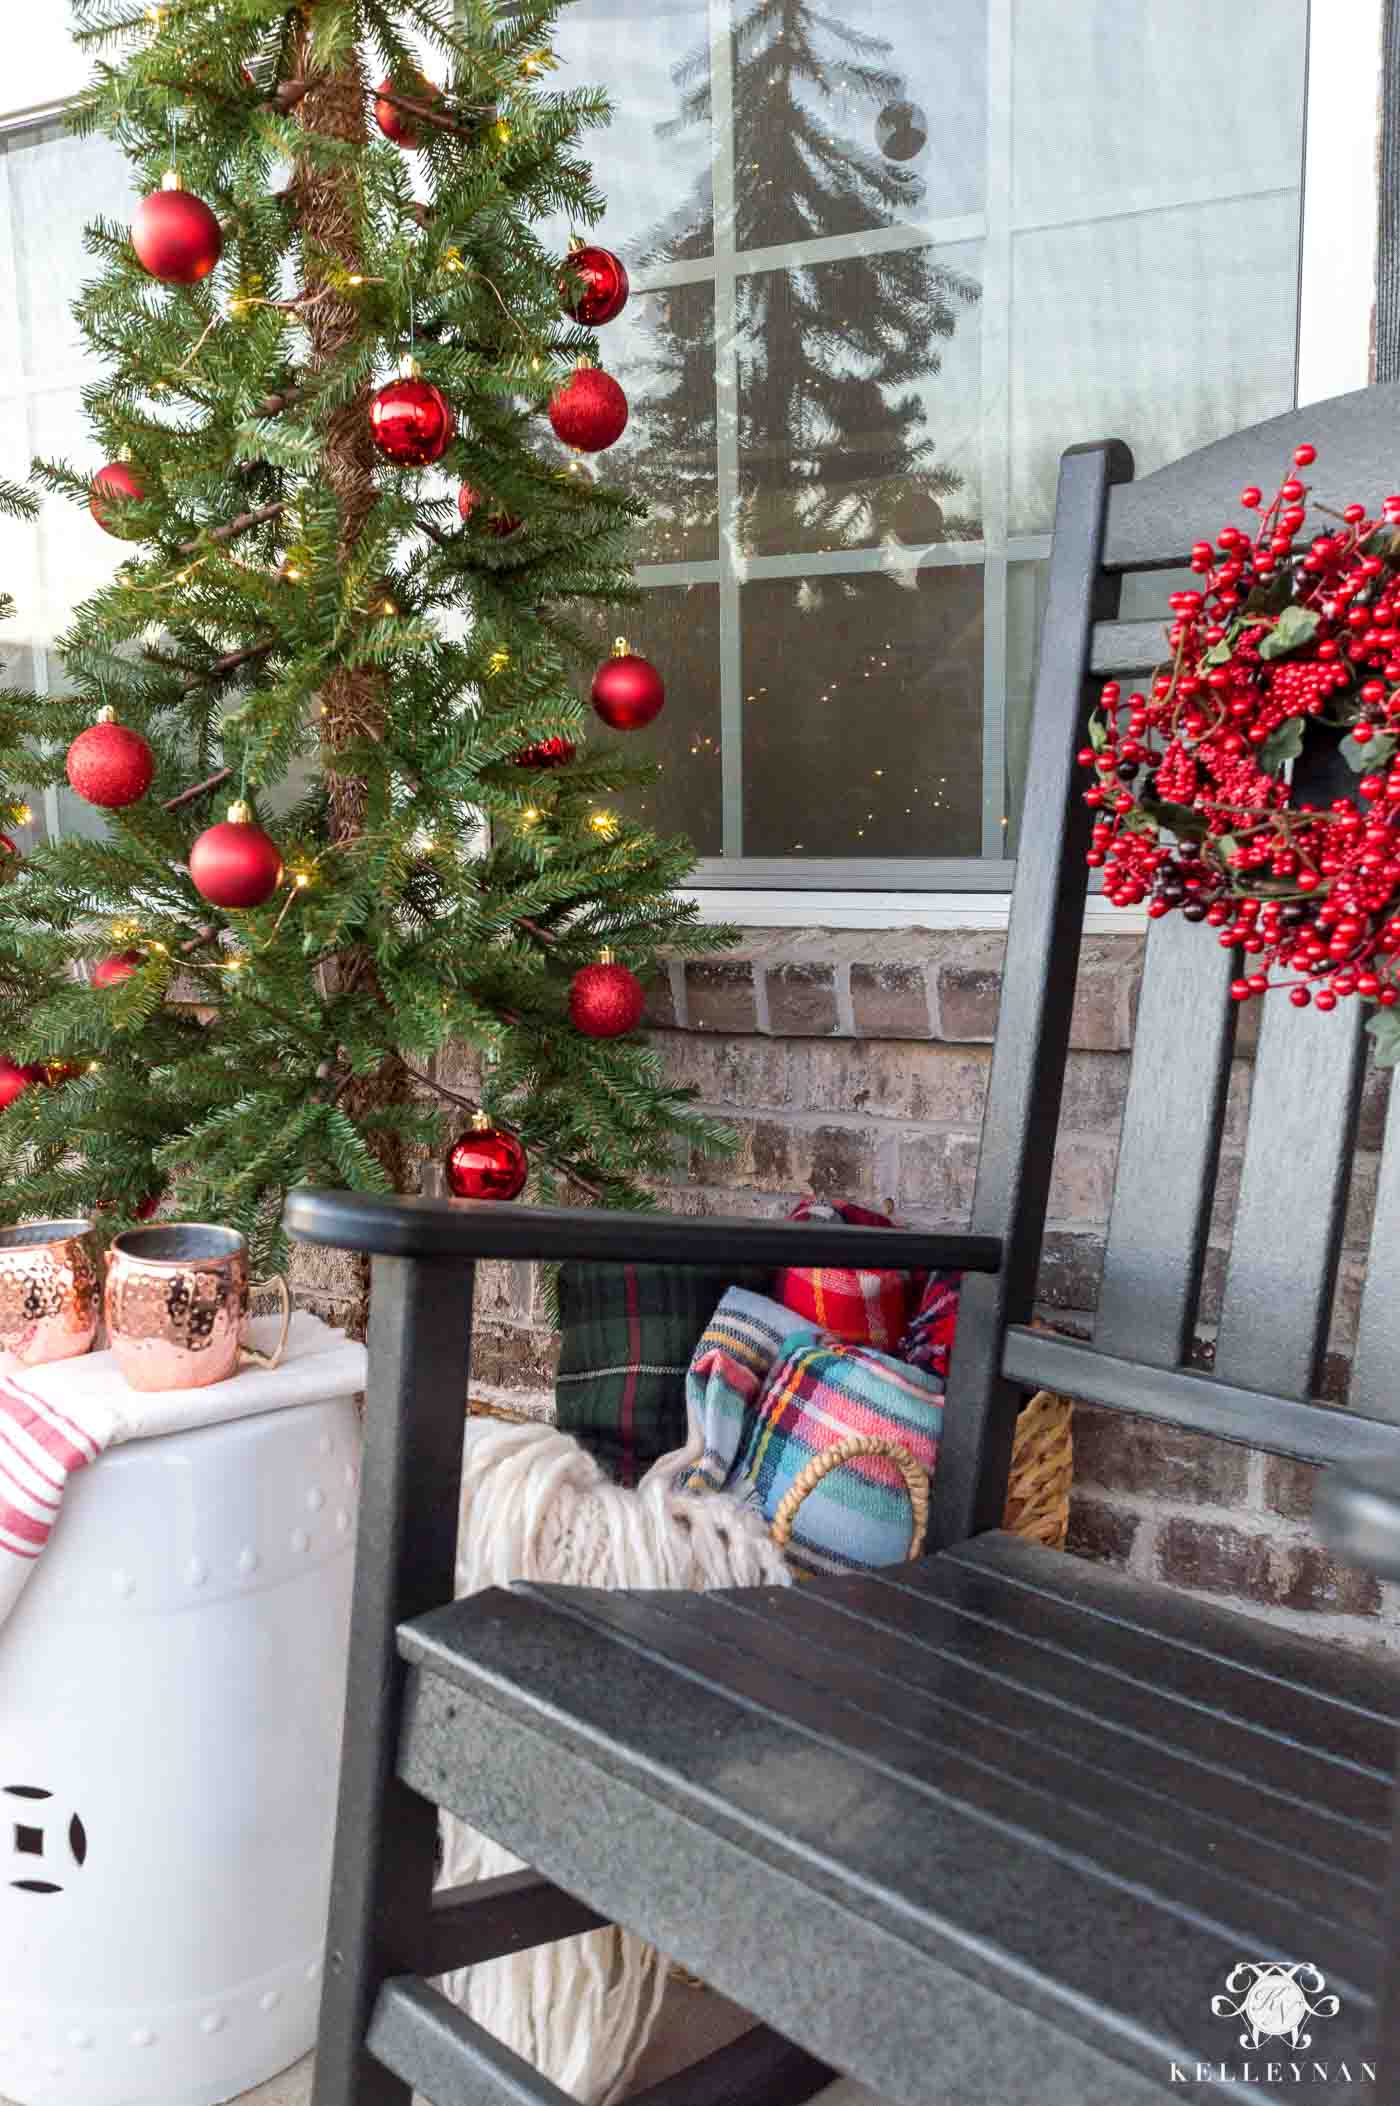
[[287, 383, 1400, 2106]]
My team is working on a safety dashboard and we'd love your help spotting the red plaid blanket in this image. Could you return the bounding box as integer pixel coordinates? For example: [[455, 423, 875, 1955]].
[[773, 1199, 921, 1350]]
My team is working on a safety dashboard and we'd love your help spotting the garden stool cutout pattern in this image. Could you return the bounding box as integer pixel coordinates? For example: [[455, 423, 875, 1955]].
[[0, 1318, 365, 2106]]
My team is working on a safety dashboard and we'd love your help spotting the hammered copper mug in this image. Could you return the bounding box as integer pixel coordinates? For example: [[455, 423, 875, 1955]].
[[105, 1225, 291, 1392], [0, 1221, 100, 1371]]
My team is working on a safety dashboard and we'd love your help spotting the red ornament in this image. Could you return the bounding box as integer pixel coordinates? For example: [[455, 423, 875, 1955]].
[[445, 1116, 529, 1201], [370, 373, 456, 466], [93, 950, 143, 988], [0, 835, 16, 881], [0, 1058, 32, 1111], [373, 74, 438, 148], [37, 1060, 84, 1088], [458, 483, 522, 536], [548, 362, 628, 452], [135, 1189, 163, 1221], [131, 176, 223, 285], [513, 735, 576, 769], [189, 801, 284, 909], [66, 712, 154, 809], [559, 242, 629, 326], [569, 956, 645, 1039], [90, 462, 147, 537], [592, 639, 664, 731]]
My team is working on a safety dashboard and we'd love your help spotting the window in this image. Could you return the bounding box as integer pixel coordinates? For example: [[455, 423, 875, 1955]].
[[546, 0, 1322, 891]]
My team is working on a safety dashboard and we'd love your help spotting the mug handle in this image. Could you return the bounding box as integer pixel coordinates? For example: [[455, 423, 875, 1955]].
[[240, 1274, 292, 1370]]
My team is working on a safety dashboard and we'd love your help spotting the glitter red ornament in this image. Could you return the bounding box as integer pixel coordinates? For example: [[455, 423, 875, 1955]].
[[0, 1058, 32, 1111], [559, 240, 629, 326], [66, 710, 155, 810], [591, 638, 665, 730], [90, 461, 147, 537], [548, 361, 628, 452], [569, 954, 645, 1039], [512, 735, 576, 769], [445, 1113, 529, 1201], [189, 801, 284, 909], [93, 950, 143, 988], [373, 74, 438, 148], [370, 370, 456, 466], [131, 173, 223, 285]]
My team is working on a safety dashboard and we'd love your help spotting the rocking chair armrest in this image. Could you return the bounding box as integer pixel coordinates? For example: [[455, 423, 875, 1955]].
[[1316, 1456, 1400, 1584], [282, 1186, 1003, 1274]]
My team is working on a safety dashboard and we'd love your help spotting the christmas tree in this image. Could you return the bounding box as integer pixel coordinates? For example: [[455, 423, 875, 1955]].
[[0, 0, 735, 1302]]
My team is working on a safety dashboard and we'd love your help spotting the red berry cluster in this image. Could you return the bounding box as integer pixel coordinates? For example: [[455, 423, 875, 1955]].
[[1081, 442, 1400, 1013]]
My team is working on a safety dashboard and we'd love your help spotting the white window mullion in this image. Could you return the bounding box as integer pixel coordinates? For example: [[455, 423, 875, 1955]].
[[978, 0, 1014, 861], [708, 0, 744, 860]]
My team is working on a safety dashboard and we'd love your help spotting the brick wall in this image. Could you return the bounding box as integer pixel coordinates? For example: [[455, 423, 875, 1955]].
[[293, 923, 1400, 1649]]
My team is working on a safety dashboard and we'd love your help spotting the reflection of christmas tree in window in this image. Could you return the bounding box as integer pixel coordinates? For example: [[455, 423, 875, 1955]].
[[624, 0, 981, 559]]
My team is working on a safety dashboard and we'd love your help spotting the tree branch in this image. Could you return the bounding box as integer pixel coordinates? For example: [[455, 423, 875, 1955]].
[[179, 501, 287, 558], [143, 638, 276, 692], [164, 768, 232, 813], [256, 383, 307, 419], [375, 88, 493, 142]]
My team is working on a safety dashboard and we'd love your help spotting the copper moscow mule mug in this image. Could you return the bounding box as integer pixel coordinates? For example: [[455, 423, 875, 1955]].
[[105, 1224, 292, 1392], [0, 1221, 100, 1371]]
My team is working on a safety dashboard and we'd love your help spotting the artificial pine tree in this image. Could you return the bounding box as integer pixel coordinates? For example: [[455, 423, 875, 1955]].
[[0, 0, 734, 1306]]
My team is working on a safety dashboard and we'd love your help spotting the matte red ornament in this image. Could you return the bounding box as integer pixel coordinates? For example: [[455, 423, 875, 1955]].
[[373, 75, 438, 148], [66, 712, 155, 809], [90, 462, 147, 537], [512, 735, 576, 769], [189, 801, 284, 909], [559, 242, 629, 326], [370, 373, 456, 466], [93, 950, 143, 988], [0, 1057, 32, 1111], [135, 1189, 163, 1220], [569, 956, 645, 1039], [131, 176, 223, 285], [592, 638, 664, 731], [445, 1115, 529, 1201], [548, 362, 628, 452]]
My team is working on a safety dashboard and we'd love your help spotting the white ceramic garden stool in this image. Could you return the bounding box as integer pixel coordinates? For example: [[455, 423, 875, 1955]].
[[0, 1314, 366, 2106]]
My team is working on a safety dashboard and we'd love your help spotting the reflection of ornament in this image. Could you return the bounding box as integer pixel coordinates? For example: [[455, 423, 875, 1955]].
[[875, 100, 928, 162], [90, 462, 147, 537], [513, 735, 576, 769], [548, 361, 628, 452], [373, 74, 438, 148], [889, 486, 945, 545], [189, 801, 284, 909], [592, 638, 664, 731], [131, 173, 223, 284], [93, 950, 143, 988], [66, 711, 155, 809], [370, 373, 455, 466], [445, 1113, 528, 1200], [0, 1058, 32, 1110], [559, 240, 629, 326], [569, 954, 645, 1039]]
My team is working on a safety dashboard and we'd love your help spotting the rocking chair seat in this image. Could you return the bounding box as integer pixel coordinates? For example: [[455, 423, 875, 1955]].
[[393, 1530, 1395, 2106]]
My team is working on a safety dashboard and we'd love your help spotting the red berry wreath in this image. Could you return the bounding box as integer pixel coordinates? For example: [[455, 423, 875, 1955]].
[[1083, 443, 1400, 1052]]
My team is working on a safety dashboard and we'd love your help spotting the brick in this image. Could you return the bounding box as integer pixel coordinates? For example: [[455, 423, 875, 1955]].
[[1037, 1230, 1105, 1313], [474, 1258, 535, 1324], [1059, 1051, 1130, 1133], [689, 1116, 796, 1192], [1073, 1406, 1250, 1504], [803, 1122, 881, 1203], [938, 962, 1001, 1042], [471, 1321, 559, 1395], [1066, 1494, 1139, 1568], [1047, 1135, 1117, 1223], [897, 1132, 979, 1221], [1359, 1060, 1392, 1153], [658, 1032, 791, 1110], [1261, 1453, 1317, 1523], [686, 961, 757, 1033], [765, 962, 839, 1036], [1157, 1516, 1382, 1616], [850, 961, 930, 1038], [1222, 1059, 1253, 1147], [1343, 1152, 1379, 1252], [1070, 963, 1135, 1053], [642, 968, 677, 1028], [792, 1041, 989, 1126], [1272, 1546, 1382, 1616]]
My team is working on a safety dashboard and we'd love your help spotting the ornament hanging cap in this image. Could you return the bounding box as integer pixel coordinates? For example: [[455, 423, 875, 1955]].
[[161, 168, 183, 192], [471, 1108, 491, 1131], [227, 799, 252, 825], [612, 636, 629, 657], [568, 235, 585, 253], [398, 353, 422, 380], [96, 704, 116, 724], [575, 356, 595, 370], [599, 946, 616, 964]]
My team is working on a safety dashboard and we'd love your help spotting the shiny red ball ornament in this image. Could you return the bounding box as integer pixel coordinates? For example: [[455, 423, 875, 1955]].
[[548, 361, 628, 452], [591, 638, 664, 731], [370, 372, 456, 466], [457, 483, 522, 536], [66, 711, 154, 809], [0, 835, 16, 881], [0, 1057, 32, 1111], [559, 241, 629, 326], [189, 800, 284, 909], [373, 74, 437, 148], [90, 461, 147, 537], [512, 735, 576, 769], [569, 956, 645, 1039], [93, 950, 143, 988], [445, 1115, 529, 1201], [131, 175, 223, 285]]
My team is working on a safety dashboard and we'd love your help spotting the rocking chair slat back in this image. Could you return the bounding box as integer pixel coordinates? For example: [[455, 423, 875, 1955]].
[[1348, 1080, 1400, 1424]]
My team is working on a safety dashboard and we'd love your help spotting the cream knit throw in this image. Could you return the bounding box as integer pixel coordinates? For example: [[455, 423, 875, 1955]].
[[441, 1418, 791, 2105]]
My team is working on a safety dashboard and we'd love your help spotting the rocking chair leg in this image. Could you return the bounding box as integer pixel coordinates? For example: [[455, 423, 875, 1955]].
[[312, 1255, 477, 2106]]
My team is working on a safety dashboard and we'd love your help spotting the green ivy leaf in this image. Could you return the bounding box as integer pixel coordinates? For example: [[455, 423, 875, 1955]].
[[1365, 1008, 1400, 1067], [1341, 731, 1398, 773], [1202, 636, 1234, 667], [1087, 715, 1108, 751], [1242, 572, 1293, 619], [1258, 605, 1321, 661], [1215, 833, 1238, 865], [1258, 718, 1306, 773], [1140, 797, 1209, 840]]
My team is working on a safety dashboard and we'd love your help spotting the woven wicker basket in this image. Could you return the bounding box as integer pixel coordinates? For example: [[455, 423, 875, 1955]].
[[467, 1385, 1074, 1562]]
